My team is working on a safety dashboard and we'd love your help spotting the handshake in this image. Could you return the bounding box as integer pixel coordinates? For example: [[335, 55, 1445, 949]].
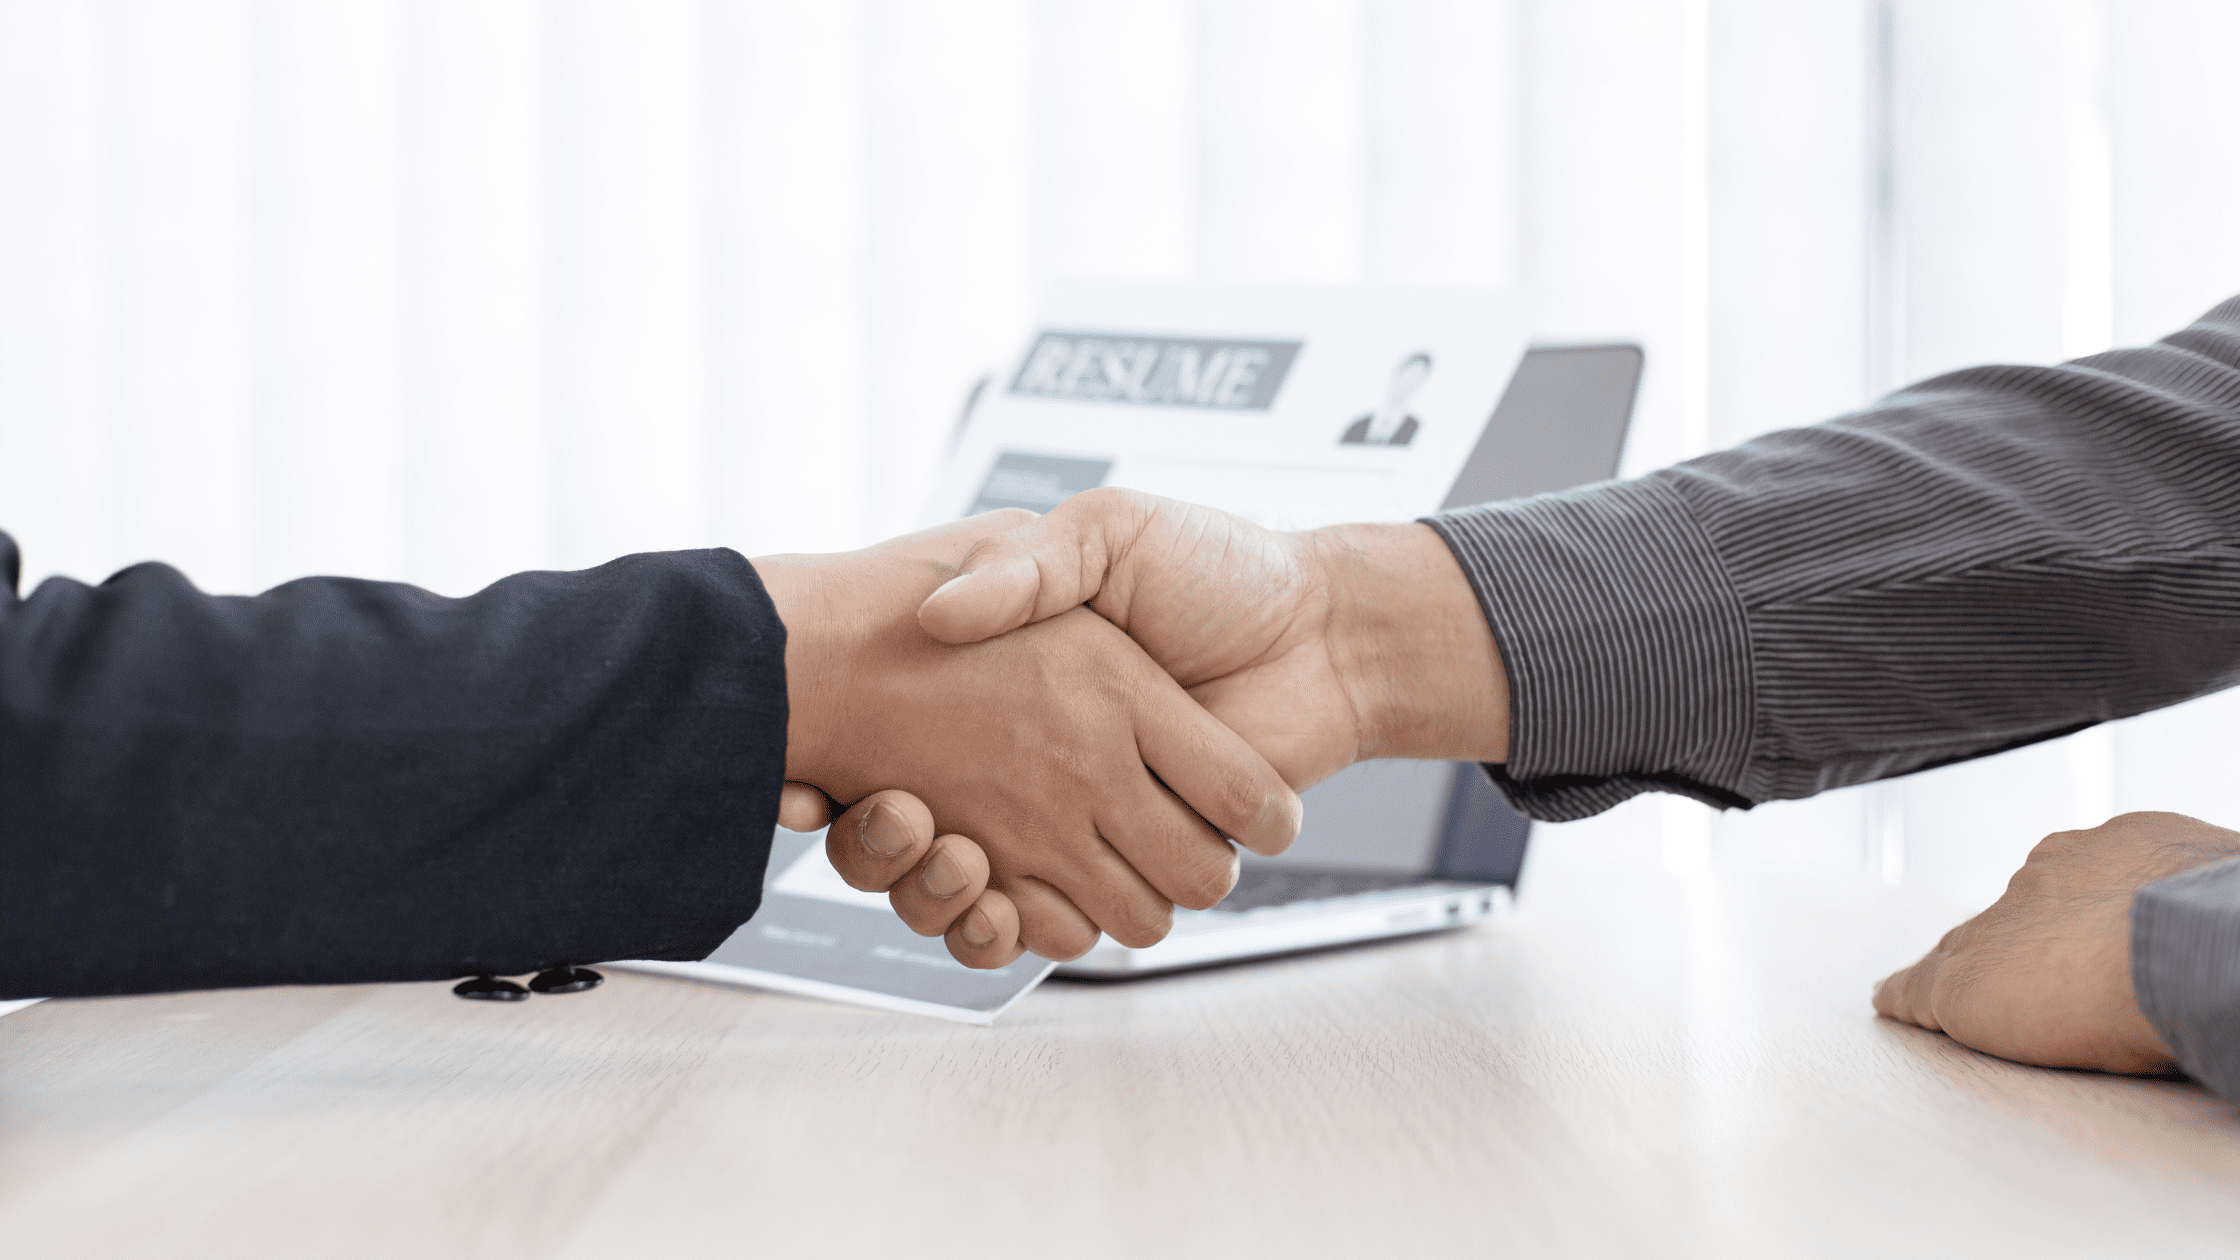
[[751, 487, 1512, 970]]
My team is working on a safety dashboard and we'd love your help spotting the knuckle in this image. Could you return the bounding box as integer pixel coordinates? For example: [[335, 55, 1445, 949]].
[[1069, 486, 1132, 517], [2109, 810, 2175, 828], [1062, 486, 1157, 540], [960, 507, 1037, 537]]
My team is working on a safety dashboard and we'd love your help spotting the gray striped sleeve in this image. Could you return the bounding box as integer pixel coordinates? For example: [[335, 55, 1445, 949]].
[[1426, 296, 2240, 822], [2134, 858, 2240, 1101], [1425, 478, 1756, 820]]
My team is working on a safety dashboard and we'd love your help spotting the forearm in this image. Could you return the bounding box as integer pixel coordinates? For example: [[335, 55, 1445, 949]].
[[1428, 297, 2240, 821], [2134, 857, 2240, 1102], [0, 540, 785, 997]]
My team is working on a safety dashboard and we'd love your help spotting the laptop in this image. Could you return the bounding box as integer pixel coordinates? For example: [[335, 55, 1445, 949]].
[[1054, 343, 1643, 977]]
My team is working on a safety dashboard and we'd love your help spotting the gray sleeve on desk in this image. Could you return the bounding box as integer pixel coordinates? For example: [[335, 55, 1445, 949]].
[[1424, 295, 2240, 824], [2134, 858, 2240, 1103]]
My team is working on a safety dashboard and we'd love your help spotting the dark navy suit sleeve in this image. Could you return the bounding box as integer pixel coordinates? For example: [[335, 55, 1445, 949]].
[[0, 535, 786, 998]]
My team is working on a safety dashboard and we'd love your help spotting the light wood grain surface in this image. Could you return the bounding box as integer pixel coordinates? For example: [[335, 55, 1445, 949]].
[[5, 834, 2239, 1260]]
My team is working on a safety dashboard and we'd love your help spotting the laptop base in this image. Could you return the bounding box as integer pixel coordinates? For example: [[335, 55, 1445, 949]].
[[1053, 867, 1512, 979]]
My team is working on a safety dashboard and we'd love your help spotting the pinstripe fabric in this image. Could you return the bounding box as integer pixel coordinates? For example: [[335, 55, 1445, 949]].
[[1427, 479, 1758, 819], [2134, 856, 2240, 1102], [1426, 296, 2240, 824]]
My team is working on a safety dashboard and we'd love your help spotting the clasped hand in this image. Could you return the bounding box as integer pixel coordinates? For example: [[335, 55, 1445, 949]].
[[756, 504, 1318, 967], [764, 489, 1508, 968]]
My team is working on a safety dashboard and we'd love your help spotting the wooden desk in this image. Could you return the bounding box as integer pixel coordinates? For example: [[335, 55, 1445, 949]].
[[5, 836, 2239, 1260]]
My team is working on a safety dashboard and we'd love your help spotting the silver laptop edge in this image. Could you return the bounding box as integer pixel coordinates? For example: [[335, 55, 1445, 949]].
[[1057, 884, 1516, 977]]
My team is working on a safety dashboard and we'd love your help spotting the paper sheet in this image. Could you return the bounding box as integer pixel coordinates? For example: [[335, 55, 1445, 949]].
[[926, 280, 1530, 530], [614, 832, 1057, 1025]]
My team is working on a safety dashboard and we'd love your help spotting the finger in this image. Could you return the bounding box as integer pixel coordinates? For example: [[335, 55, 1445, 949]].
[[1096, 775, 1242, 911], [917, 543, 1049, 644], [889, 834, 992, 936], [777, 782, 836, 833], [918, 488, 1151, 644], [1875, 957, 1945, 1031], [1870, 965, 1912, 1019], [824, 790, 939, 893], [1005, 876, 1105, 962], [1875, 916, 1976, 1029], [1133, 678, 1304, 857], [946, 887, 1026, 969], [1028, 827, 1178, 949]]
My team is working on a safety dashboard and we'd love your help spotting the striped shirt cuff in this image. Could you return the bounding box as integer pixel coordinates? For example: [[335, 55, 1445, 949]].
[[2133, 857, 2240, 1103], [1425, 478, 1756, 822]]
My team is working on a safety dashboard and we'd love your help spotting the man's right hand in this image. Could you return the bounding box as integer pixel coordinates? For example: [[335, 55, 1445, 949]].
[[915, 488, 1512, 791]]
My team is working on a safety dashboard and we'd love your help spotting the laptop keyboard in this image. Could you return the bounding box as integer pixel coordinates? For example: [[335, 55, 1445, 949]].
[[1209, 866, 1437, 915]]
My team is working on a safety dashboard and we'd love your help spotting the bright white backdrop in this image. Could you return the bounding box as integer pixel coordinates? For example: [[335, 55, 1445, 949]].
[[1, 0, 2236, 906]]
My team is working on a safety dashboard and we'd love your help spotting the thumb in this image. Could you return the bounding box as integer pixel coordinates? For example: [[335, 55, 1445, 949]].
[[916, 538, 1049, 644], [776, 782, 836, 832], [917, 487, 1145, 644]]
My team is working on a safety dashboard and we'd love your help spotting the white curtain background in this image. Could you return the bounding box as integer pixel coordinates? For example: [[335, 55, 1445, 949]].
[[2, 0, 2236, 907]]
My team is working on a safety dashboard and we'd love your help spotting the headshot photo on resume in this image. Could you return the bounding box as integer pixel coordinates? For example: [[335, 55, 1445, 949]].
[[1339, 350, 1432, 447]]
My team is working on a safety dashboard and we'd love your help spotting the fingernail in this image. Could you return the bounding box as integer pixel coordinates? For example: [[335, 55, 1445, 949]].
[[958, 907, 996, 948], [861, 803, 909, 857], [920, 850, 968, 899], [931, 573, 973, 598]]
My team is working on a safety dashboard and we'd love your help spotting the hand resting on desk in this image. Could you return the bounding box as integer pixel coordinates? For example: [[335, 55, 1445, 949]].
[[1873, 812, 2240, 1076]]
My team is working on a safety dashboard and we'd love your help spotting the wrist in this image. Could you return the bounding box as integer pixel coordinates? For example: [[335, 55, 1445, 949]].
[[1310, 522, 1509, 763], [758, 522, 999, 797], [754, 553, 848, 788]]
